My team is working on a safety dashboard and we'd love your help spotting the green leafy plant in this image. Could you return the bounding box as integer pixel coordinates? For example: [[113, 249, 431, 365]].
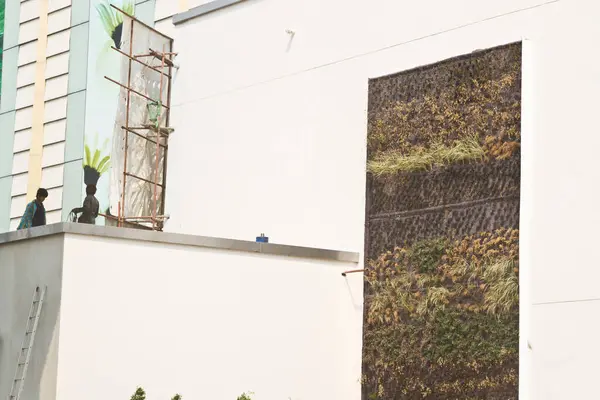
[[130, 387, 146, 400], [237, 392, 254, 400], [129, 387, 181, 400], [83, 134, 111, 176], [96, 1, 134, 49], [364, 229, 519, 399]]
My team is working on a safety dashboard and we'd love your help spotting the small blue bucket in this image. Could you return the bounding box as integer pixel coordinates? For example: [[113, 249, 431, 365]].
[[256, 233, 269, 243]]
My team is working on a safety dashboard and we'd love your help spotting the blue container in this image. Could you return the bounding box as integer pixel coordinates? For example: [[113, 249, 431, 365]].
[[256, 233, 269, 243]]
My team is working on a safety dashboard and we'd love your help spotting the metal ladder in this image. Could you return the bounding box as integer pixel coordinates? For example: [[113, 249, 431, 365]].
[[7, 286, 46, 400]]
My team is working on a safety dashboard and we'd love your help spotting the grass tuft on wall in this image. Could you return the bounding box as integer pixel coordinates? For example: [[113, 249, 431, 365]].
[[367, 135, 484, 176]]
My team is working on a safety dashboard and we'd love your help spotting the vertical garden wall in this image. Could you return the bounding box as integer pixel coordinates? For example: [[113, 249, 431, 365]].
[[363, 43, 521, 399]]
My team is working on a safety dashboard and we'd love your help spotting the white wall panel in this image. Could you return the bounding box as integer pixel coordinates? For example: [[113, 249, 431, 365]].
[[49, 0, 71, 13], [45, 52, 69, 79], [46, 209, 63, 224], [44, 96, 68, 122], [155, 0, 180, 21], [19, 0, 40, 23], [13, 128, 33, 153], [18, 41, 38, 66], [41, 164, 64, 189], [18, 18, 40, 44], [44, 187, 63, 210], [15, 84, 35, 109], [17, 63, 37, 88], [58, 235, 363, 400], [47, 7, 71, 35], [10, 195, 27, 218], [44, 74, 68, 101], [14, 107, 34, 131], [41, 142, 66, 167], [43, 119, 67, 144], [12, 151, 30, 175], [11, 173, 29, 196], [9, 217, 20, 231], [46, 30, 70, 57]]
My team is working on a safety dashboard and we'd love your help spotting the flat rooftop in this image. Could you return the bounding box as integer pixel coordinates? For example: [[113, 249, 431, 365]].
[[0, 223, 359, 263]]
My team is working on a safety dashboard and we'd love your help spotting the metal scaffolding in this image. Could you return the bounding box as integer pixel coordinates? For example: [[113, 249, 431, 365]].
[[105, 5, 176, 231]]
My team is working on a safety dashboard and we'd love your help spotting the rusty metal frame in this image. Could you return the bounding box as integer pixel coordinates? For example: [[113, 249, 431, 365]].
[[104, 6, 176, 231]]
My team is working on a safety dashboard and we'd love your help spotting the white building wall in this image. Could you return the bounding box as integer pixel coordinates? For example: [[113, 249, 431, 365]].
[[56, 233, 363, 400], [159, 0, 600, 398], [0, 234, 64, 400]]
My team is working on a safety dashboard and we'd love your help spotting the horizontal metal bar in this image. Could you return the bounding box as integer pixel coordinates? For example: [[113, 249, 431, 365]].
[[125, 172, 164, 187], [122, 126, 168, 148], [341, 269, 365, 277], [111, 46, 172, 78], [104, 76, 170, 109]]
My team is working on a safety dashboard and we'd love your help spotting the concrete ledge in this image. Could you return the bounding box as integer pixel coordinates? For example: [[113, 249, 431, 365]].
[[173, 0, 248, 25], [0, 223, 360, 263]]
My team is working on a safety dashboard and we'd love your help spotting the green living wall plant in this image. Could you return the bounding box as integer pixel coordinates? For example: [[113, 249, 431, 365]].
[[363, 229, 519, 399]]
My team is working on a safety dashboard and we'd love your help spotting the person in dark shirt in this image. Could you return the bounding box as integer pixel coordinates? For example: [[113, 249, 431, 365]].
[[71, 185, 100, 224], [17, 188, 48, 230]]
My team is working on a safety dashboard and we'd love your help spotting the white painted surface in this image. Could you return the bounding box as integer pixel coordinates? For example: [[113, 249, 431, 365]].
[[44, 187, 63, 210], [43, 96, 68, 122], [46, 30, 70, 57], [48, 0, 71, 13], [17, 63, 37, 87], [44, 74, 69, 101], [10, 194, 26, 218], [43, 119, 67, 144], [11, 173, 29, 196], [12, 151, 30, 175], [41, 165, 65, 189], [13, 128, 32, 152], [19, 18, 40, 44], [14, 107, 33, 130], [18, 41, 39, 66], [45, 52, 70, 79], [20, 0, 41, 23], [57, 234, 363, 400], [47, 7, 71, 35], [15, 84, 35, 109], [164, 0, 600, 398], [0, 235, 64, 400], [41, 142, 66, 167]]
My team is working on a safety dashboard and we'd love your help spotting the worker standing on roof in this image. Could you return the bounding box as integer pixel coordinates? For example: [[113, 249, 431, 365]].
[[17, 188, 48, 230], [71, 185, 100, 224]]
